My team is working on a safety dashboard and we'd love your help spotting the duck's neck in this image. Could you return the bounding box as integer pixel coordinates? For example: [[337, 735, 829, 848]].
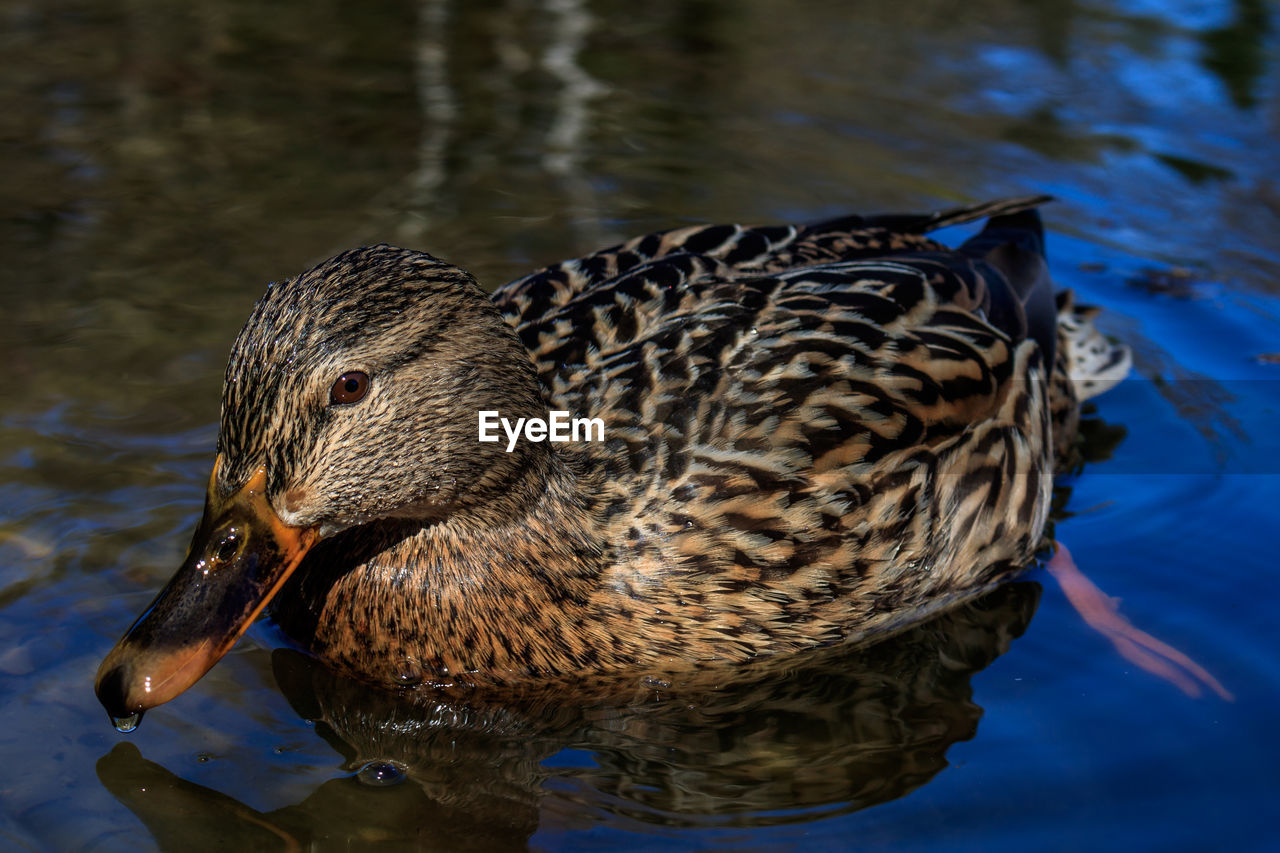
[[420, 441, 615, 596], [278, 443, 621, 685]]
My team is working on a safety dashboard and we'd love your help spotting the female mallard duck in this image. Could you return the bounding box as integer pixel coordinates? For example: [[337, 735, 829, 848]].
[[96, 196, 1131, 721]]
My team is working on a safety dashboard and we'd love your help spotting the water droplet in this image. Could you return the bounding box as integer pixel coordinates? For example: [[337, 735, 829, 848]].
[[356, 760, 408, 787], [111, 712, 142, 733], [393, 659, 424, 686], [195, 752, 213, 763], [641, 675, 672, 690]]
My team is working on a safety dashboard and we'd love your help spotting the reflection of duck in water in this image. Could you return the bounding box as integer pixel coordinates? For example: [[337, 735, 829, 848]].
[[97, 584, 1041, 849], [96, 197, 1136, 722]]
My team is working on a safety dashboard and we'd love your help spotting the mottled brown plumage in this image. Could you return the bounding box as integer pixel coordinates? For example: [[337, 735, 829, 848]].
[[96, 197, 1130, 717]]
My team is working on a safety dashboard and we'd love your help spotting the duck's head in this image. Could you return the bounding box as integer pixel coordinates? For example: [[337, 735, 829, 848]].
[[95, 245, 546, 723]]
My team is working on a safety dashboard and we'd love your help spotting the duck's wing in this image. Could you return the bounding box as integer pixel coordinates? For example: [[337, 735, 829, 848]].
[[500, 201, 1067, 644], [498, 196, 1060, 437], [534, 243, 1044, 483]]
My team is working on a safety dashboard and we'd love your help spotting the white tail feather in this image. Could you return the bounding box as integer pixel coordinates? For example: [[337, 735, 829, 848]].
[[1060, 304, 1131, 400]]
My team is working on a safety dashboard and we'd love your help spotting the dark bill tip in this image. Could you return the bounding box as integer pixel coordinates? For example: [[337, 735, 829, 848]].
[[95, 464, 318, 727]]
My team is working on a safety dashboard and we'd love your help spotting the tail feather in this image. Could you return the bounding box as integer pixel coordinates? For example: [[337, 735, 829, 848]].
[[960, 207, 1058, 368], [1057, 292, 1131, 400]]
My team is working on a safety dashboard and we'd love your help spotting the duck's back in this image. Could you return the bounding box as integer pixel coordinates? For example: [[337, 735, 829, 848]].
[[495, 196, 1058, 472], [488, 198, 1121, 649]]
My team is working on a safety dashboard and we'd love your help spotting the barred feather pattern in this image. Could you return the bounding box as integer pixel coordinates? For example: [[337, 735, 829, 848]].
[[267, 198, 1109, 687]]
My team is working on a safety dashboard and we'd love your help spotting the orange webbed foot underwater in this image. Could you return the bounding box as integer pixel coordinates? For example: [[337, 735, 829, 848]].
[[1047, 542, 1232, 701]]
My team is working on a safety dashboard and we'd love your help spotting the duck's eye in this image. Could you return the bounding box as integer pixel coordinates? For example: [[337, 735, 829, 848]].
[[330, 371, 371, 405]]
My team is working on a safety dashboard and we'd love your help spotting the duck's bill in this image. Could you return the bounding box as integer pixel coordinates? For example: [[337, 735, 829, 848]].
[[94, 463, 317, 722]]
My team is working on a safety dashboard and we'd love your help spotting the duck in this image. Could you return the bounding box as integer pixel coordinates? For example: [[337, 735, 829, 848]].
[[95, 195, 1132, 723]]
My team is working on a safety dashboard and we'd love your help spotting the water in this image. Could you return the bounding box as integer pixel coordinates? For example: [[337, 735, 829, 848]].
[[355, 760, 409, 788], [1, 0, 1277, 850], [111, 713, 142, 735]]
